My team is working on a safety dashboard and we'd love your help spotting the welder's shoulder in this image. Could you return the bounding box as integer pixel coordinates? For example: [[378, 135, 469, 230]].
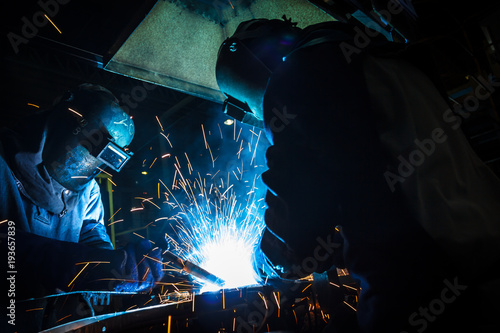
[[86, 178, 102, 198]]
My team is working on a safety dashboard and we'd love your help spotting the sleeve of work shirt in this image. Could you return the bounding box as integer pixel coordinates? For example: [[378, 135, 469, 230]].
[[78, 180, 114, 250]]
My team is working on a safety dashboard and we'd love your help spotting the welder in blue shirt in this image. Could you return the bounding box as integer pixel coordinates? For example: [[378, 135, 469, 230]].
[[216, 18, 500, 333], [0, 84, 163, 299]]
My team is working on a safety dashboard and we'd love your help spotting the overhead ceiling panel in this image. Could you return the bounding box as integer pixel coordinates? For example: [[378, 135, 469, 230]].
[[104, 0, 335, 103]]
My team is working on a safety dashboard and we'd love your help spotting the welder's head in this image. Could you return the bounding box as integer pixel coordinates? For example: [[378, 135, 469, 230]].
[[216, 18, 302, 126], [43, 84, 134, 191]]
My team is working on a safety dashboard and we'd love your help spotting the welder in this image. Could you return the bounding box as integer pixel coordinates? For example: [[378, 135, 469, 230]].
[[216, 18, 500, 332], [0, 84, 163, 300]]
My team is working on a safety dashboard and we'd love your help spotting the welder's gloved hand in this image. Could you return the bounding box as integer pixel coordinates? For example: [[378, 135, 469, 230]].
[[114, 240, 164, 292]]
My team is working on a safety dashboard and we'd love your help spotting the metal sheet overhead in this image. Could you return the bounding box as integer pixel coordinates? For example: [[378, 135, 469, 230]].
[[104, 0, 335, 103]]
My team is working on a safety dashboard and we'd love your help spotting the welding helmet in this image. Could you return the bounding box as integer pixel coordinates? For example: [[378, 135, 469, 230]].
[[216, 18, 302, 126], [43, 84, 134, 191]]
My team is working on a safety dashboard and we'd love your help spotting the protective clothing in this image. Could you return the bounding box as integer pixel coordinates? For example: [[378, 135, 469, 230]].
[[0, 84, 162, 299], [0, 109, 113, 247], [218, 19, 500, 332]]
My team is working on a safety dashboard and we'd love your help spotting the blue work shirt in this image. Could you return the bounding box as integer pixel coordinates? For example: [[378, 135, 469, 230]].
[[0, 112, 113, 250]]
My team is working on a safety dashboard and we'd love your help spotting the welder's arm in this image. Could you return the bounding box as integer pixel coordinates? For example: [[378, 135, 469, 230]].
[[79, 180, 114, 250], [0, 227, 163, 297]]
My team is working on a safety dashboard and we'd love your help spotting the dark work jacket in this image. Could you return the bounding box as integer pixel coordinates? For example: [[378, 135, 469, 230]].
[[261, 23, 500, 333]]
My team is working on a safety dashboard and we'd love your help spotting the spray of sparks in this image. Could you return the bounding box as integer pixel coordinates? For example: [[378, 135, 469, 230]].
[[158, 118, 269, 292]]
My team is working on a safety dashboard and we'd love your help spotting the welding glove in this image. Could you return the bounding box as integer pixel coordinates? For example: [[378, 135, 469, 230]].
[[113, 239, 164, 292]]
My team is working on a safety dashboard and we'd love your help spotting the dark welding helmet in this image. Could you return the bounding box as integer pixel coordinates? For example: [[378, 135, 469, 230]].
[[216, 18, 302, 126], [43, 84, 134, 191]]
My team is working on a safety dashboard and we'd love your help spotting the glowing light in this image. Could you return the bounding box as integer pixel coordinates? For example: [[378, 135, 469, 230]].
[[194, 228, 262, 292], [170, 181, 266, 292], [224, 119, 234, 126], [157, 119, 270, 293], [141, 171, 148, 175]]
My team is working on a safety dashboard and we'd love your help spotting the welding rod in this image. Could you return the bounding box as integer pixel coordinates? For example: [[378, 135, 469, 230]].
[[162, 251, 225, 287]]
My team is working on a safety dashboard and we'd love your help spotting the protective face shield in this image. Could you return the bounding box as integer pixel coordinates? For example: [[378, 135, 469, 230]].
[[215, 18, 302, 127], [43, 84, 134, 191]]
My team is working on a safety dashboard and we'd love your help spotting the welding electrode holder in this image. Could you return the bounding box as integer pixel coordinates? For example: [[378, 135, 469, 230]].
[[162, 250, 225, 287]]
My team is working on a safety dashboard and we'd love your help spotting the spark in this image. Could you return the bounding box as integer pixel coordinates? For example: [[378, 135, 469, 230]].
[[55, 314, 72, 323], [67, 107, 82, 117], [184, 152, 193, 174], [302, 283, 312, 293], [237, 140, 244, 159], [236, 127, 242, 142], [97, 167, 112, 177], [321, 310, 328, 323], [273, 291, 280, 317], [167, 315, 172, 333], [25, 308, 43, 312], [156, 115, 164, 132], [201, 124, 208, 149], [67, 262, 90, 287], [108, 208, 121, 221], [156, 120, 268, 293], [250, 131, 261, 166], [27, 103, 39, 108], [108, 219, 123, 226], [160, 132, 173, 148], [45, 14, 62, 34], [142, 267, 151, 281], [136, 196, 161, 210], [107, 178, 117, 187], [343, 301, 357, 312], [149, 157, 158, 168], [343, 284, 358, 291], [130, 207, 143, 212], [258, 292, 268, 310]]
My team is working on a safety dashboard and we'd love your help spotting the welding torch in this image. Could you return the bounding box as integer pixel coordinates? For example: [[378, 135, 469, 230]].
[[162, 250, 225, 287]]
